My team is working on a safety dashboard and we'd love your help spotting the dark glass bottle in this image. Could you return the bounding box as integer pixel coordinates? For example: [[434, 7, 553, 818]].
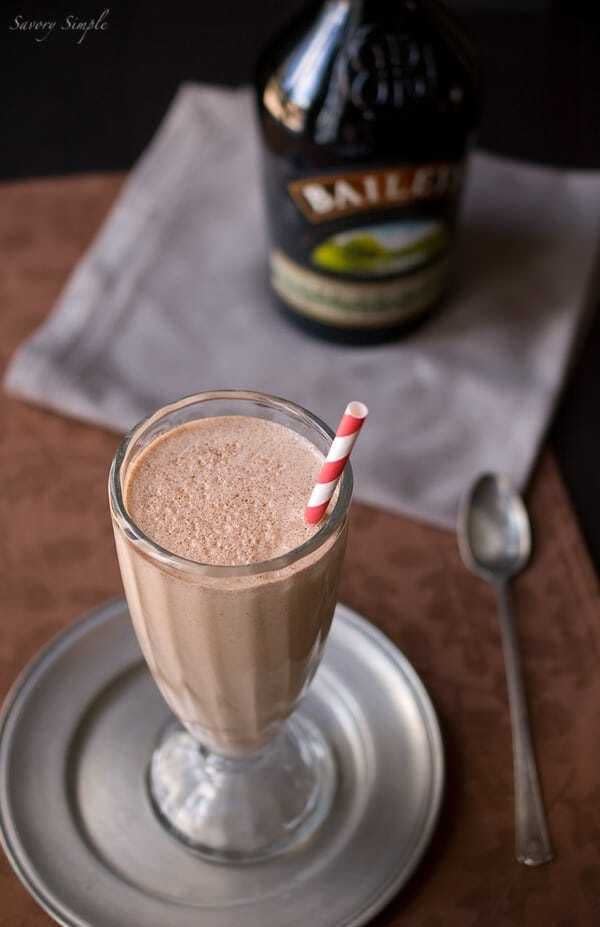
[[255, 0, 480, 344]]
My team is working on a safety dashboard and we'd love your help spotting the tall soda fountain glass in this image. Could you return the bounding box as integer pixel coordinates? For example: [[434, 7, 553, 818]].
[[109, 391, 352, 862]]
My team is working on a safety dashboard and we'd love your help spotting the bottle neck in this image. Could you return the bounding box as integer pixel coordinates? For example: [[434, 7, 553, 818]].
[[333, 0, 426, 25], [344, 0, 420, 9]]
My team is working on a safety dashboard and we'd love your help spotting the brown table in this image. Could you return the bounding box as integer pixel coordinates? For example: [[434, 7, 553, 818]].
[[2, 175, 600, 926]]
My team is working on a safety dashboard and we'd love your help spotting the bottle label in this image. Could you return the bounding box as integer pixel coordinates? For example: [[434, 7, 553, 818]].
[[288, 162, 463, 224], [271, 248, 449, 330], [271, 160, 462, 329]]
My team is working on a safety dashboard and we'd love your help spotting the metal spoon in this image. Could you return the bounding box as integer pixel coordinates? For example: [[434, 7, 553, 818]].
[[458, 472, 553, 866]]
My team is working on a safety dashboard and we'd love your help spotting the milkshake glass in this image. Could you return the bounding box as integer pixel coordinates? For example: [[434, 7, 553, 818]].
[[109, 391, 352, 862]]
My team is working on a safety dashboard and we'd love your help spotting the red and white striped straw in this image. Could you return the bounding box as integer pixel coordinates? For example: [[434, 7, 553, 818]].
[[305, 401, 368, 526]]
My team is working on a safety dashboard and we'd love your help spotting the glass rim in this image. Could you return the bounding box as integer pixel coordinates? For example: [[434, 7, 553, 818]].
[[109, 389, 353, 577]]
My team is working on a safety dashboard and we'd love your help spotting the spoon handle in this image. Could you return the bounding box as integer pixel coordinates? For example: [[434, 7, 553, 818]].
[[496, 582, 554, 866]]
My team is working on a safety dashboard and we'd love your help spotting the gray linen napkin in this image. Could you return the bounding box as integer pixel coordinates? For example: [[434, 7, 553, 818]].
[[6, 84, 600, 528]]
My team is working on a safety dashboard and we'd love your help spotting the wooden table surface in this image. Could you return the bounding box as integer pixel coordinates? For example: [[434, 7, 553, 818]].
[[2, 175, 600, 926]]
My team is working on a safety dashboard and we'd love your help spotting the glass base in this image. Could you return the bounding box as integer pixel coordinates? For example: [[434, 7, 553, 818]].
[[148, 714, 336, 863]]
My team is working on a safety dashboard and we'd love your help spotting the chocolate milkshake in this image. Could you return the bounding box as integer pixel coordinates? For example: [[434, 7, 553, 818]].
[[112, 414, 347, 756]]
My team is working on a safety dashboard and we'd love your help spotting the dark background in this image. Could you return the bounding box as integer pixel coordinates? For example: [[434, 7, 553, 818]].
[[3, 0, 600, 564]]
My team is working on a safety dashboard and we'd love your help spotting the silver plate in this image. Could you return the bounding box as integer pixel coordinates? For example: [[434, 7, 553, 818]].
[[0, 600, 444, 927]]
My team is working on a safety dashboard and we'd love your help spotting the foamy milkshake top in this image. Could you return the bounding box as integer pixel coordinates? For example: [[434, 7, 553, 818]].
[[124, 416, 324, 566]]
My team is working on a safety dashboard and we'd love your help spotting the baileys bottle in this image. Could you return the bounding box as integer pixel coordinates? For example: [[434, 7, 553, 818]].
[[255, 0, 480, 343]]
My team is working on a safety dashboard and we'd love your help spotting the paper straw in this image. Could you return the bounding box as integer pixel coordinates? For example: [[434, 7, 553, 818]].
[[305, 401, 368, 525]]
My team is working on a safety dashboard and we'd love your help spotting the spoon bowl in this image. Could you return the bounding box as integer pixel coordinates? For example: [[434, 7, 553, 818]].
[[459, 473, 531, 583]]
